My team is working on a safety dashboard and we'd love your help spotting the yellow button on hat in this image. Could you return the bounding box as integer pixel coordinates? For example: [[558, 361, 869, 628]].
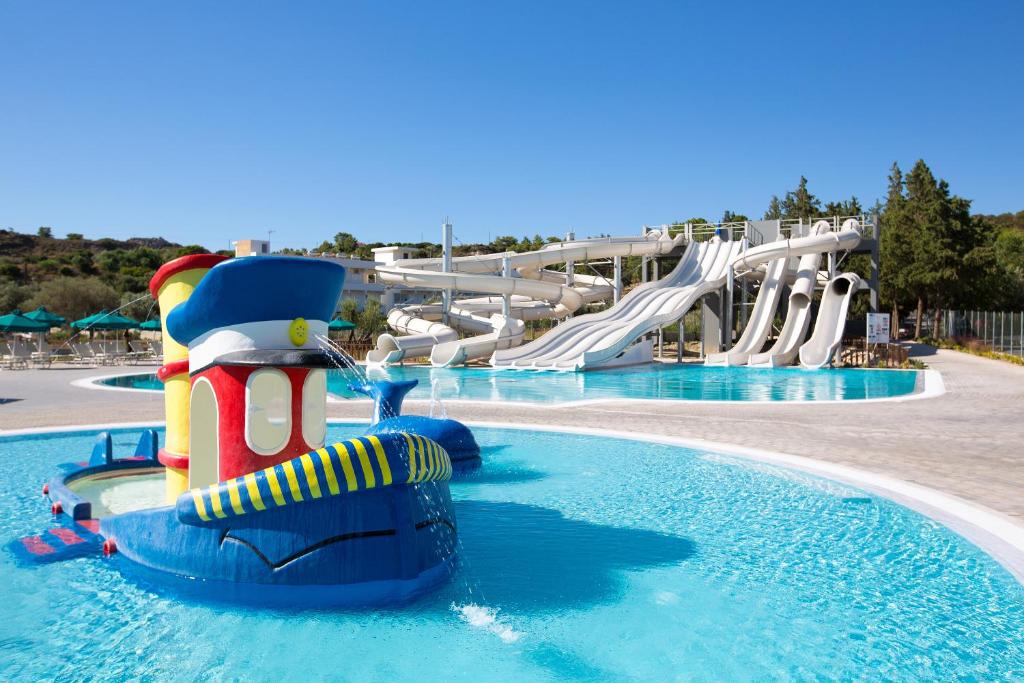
[[288, 317, 308, 346]]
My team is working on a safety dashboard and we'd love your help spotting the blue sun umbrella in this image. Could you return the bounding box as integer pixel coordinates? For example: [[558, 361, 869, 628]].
[[0, 310, 50, 333], [71, 310, 139, 331], [23, 306, 66, 327]]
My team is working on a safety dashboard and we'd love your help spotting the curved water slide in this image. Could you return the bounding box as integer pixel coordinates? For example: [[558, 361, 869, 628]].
[[798, 273, 862, 369], [708, 220, 835, 366], [368, 232, 682, 366], [493, 221, 861, 371], [747, 220, 858, 367], [704, 255, 792, 366], [491, 239, 741, 370]]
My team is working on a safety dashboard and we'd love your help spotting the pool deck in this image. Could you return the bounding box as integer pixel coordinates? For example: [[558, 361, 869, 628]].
[[2, 346, 1023, 526]]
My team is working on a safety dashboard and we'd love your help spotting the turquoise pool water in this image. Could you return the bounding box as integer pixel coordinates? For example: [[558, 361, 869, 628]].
[[101, 363, 922, 403], [2, 425, 1022, 680]]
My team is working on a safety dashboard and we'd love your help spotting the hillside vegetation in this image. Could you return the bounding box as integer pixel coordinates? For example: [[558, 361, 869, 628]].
[[0, 228, 217, 322]]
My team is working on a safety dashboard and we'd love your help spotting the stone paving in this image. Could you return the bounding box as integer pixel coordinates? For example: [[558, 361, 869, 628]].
[[2, 346, 1022, 521]]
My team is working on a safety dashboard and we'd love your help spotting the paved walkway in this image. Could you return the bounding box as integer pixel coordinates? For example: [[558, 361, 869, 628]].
[[2, 347, 1023, 522]]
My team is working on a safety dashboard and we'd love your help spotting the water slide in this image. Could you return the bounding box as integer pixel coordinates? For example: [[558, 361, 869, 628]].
[[493, 222, 862, 371], [747, 219, 857, 368], [367, 232, 682, 367], [798, 273, 863, 369], [703, 255, 791, 366], [491, 238, 741, 370]]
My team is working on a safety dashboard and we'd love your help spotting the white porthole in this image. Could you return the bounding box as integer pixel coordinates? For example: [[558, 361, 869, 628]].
[[245, 368, 292, 455], [301, 369, 327, 448]]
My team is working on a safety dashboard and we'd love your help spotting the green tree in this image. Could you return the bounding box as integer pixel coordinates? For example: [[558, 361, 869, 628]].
[[66, 232, 84, 240], [356, 299, 386, 341], [491, 236, 519, 252], [28, 276, 119, 321], [37, 226, 53, 238], [763, 197, 783, 220], [879, 162, 916, 329], [823, 196, 863, 216], [721, 210, 749, 222], [120, 291, 157, 322], [333, 232, 359, 254], [71, 250, 96, 274], [0, 282, 37, 312], [339, 298, 360, 323], [995, 229, 1024, 278]]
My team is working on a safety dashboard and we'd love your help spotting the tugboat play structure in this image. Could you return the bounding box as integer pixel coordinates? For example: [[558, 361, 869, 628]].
[[11, 255, 462, 606]]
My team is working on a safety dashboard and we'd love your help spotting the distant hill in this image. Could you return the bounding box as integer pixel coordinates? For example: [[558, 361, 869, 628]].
[[976, 211, 1024, 232], [0, 228, 222, 321]]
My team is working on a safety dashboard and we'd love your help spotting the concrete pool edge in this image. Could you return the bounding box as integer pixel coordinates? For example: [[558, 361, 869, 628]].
[[75, 367, 945, 408], [1, 415, 1019, 584], [71, 372, 163, 395]]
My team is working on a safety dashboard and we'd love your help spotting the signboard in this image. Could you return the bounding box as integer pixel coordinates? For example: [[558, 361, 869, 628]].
[[867, 312, 890, 344]]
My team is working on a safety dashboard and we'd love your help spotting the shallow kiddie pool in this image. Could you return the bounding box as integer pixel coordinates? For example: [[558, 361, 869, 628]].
[[99, 363, 923, 403], [2, 424, 1022, 680]]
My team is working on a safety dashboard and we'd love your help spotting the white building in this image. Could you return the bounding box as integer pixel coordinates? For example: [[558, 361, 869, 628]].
[[232, 239, 427, 311]]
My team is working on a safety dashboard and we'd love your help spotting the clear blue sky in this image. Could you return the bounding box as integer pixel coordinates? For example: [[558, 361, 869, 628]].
[[1, 1, 1021, 250]]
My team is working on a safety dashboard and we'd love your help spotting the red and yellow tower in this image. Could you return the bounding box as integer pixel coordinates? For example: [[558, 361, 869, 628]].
[[148, 254, 228, 501]]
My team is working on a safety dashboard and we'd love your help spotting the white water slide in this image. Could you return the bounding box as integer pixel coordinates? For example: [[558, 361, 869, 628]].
[[367, 231, 682, 367], [703, 255, 791, 366], [492, 222, 861, 371], [491, 238, 741, 370], [708, 220, 833, 366], [798, 272, 863, 369], [747, 219, 860, 368]]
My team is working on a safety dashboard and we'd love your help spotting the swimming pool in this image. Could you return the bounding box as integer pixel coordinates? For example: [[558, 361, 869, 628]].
[[3, 425, 1021, 679], [99, 363, 923, 403]]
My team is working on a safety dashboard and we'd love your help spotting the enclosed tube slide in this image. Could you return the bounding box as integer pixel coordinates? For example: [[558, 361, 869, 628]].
[[368, 232, 681, 366], [798, 273, 862, 369]]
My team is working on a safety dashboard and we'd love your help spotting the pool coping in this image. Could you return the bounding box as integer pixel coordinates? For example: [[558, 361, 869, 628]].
[[2, 416, 1020, 584], [73, 367, 945, 408]]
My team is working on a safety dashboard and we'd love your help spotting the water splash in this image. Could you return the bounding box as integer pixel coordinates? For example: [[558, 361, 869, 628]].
[[429, 377, 448, 420], [452, 603, 524, 643]]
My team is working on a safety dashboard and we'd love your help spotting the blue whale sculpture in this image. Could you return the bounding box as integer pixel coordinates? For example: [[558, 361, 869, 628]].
[[350, 379, 482, 472]]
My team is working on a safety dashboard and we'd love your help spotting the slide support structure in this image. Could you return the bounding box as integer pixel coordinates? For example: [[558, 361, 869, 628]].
[[613, 255, 622, 303], [441, 218, 453, 325]]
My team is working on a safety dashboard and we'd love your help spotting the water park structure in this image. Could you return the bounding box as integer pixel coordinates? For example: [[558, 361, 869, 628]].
[[11, 255, 479, 605], [367, 216, 876, 372]]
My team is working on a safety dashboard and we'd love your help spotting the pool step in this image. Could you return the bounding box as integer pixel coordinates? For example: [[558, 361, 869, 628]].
[[9, 518, 105, 564]]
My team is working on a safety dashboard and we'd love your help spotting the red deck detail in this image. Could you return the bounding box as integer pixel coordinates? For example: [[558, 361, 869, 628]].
[[148, 253, 229, 298], [77, 519, 101, 533], [21, 536, 55, 555], [50, 527, 85, 545], [158, 448, 190, 470], [157, 358, 190, 382], [76, 461, 89, 467]]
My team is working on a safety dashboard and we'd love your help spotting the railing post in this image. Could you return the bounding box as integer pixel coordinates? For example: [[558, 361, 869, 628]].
[[613, 255, 622, 304], [677, 319, 684, 363]]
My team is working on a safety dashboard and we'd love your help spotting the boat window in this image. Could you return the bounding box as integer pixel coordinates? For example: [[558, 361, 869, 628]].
[[302, 370, 327, 448], [246, 369, 292, 455]]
